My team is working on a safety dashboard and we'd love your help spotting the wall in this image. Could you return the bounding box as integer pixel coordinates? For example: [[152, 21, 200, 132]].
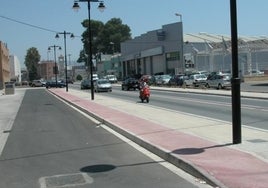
[[0, 41, 10, 89]]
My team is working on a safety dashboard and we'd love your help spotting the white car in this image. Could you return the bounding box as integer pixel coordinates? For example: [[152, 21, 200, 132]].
[[104, 75, 118, 83], [251, 69, 264, 76], [184, 74, 207, 87]]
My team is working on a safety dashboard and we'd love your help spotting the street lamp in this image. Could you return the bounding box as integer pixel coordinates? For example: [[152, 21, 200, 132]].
[[110, 42, 115, 54], [55, 31, 74, 92], [175, 13, 184, 74], [230, 0, 241, 144], [72, 0, 106, 100], [48, 45, 61, 87]]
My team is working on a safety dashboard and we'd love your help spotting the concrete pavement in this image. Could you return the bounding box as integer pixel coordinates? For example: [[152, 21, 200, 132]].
[[1, 86, 268, 188]]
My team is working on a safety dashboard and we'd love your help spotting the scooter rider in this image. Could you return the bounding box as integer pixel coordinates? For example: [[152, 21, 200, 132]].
[[139, 78, 150, 99]]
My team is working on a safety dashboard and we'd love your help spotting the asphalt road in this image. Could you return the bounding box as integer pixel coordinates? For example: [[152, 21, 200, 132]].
[[0, 89, 208, 188], [70, 82, 268, 131]]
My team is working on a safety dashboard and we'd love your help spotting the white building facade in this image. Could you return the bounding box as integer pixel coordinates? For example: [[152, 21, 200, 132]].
[[9, 55, 21, 82]]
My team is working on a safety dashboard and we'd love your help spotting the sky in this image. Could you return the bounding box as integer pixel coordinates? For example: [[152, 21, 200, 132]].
[[1, 0, 268, 68]]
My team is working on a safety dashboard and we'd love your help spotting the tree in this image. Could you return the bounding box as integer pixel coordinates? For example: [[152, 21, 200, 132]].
[[99, 18, 131, 54], [76, 74, 83, 81], [77, 18, 131, 64], [24, 47, 41, 81]]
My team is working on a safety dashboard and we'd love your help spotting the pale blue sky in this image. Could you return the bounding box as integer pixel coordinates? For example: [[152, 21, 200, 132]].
[[0, 0, 267, 68]]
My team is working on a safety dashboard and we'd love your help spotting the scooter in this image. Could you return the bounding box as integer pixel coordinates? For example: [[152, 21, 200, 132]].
[[139, 85, 150, 103]]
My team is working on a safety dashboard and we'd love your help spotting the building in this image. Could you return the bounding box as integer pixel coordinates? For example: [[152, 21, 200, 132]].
[[9, 55, 21, 83], [121, 22, 183, 78], [0, 41, 10, 89], [38, 60, 56, 80], [120, 22, 268, 78]]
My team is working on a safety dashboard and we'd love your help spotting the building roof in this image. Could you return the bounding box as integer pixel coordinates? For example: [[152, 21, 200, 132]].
[[184, 33, 268, 50]]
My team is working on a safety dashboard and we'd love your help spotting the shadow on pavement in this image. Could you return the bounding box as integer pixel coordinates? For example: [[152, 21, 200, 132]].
[[172, 143, 233, 155]]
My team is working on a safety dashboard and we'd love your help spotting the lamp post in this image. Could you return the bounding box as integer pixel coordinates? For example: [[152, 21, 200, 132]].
[[175, 13, 184, 74], [72, 0, 105, 100], [55, 31, 74, 92], [230, 0, 241, 144], [48, 45, 61, 87], [110, 42, 115, 54]]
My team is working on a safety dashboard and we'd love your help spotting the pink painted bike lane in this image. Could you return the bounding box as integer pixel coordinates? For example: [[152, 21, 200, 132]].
[[49, 88, 268, 188]]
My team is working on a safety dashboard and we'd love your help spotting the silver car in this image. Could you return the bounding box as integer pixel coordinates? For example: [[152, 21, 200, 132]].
[[206, 73, 231, 89], [184, 74, 207, 87], [94, 79, 112, 92]]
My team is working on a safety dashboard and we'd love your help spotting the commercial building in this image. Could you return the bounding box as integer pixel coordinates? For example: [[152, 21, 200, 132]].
[[120, 22, 268, 78], [0, 41, 10, 89], [121, 22, 183, 78]]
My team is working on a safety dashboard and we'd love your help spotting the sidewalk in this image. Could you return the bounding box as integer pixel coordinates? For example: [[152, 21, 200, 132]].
[[48, 87, 268, 188]]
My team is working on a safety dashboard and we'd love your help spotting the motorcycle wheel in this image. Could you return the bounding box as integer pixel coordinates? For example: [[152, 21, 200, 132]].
[[146, 98, 149, 103]]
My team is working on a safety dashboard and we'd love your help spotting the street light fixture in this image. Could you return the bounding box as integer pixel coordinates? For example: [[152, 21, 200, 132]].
[[48, 45, 61, 87], [72, 0, 106, 100], [175, 13, 184, 74], [55, 31, 75, 92]]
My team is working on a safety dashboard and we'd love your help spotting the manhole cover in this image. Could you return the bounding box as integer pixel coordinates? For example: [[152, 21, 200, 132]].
[[39, 173, 93, 188]]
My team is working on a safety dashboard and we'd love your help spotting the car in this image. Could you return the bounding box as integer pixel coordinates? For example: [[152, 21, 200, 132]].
[[251, 69, 264, 76], [104, 75, 118, 83], [31, 80, 45, 87], [155, 74, 172, 85], [184, 74, 207, 87], [46, 80, 66, 88], [168, 74, 185, 86], [206, 73, 231, 89], [139, 75, 155, 85], [121, 78, 139, 90], [94, 79, 112, 92], [92, 74, 99, 81], [80, 79, 91, 90]]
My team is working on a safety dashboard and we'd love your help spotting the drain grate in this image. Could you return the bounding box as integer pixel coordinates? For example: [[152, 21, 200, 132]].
[[247, 139, 268, 143], [39, 173, 93, 188]]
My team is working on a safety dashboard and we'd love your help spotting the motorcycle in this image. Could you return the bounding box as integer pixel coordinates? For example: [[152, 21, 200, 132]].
[[139, 84, 150, 103]]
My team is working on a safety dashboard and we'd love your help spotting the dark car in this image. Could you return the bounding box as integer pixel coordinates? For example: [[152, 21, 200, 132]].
[[46, 80, 66, 88], [139, 75, 155, 85], [168, 74, 185, 86], [80, 79, 91, 90], [121, 78, 139, 90]]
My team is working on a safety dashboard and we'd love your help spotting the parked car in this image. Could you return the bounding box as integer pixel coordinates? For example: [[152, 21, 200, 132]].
[[94, 79, 112, 92], [121, 78, 139, 90], [251, 69, 264, 76], [104, 75, 118, 83], [80, 79, 91, 90], [206, 73, 231, 89], [184, 74, 207, 87], [155, 74, 172, 85], [168, 74, 185, 86], [139, 75, 155, 85], [46, 80, 66, 88], [31, 80, 45, 87]]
